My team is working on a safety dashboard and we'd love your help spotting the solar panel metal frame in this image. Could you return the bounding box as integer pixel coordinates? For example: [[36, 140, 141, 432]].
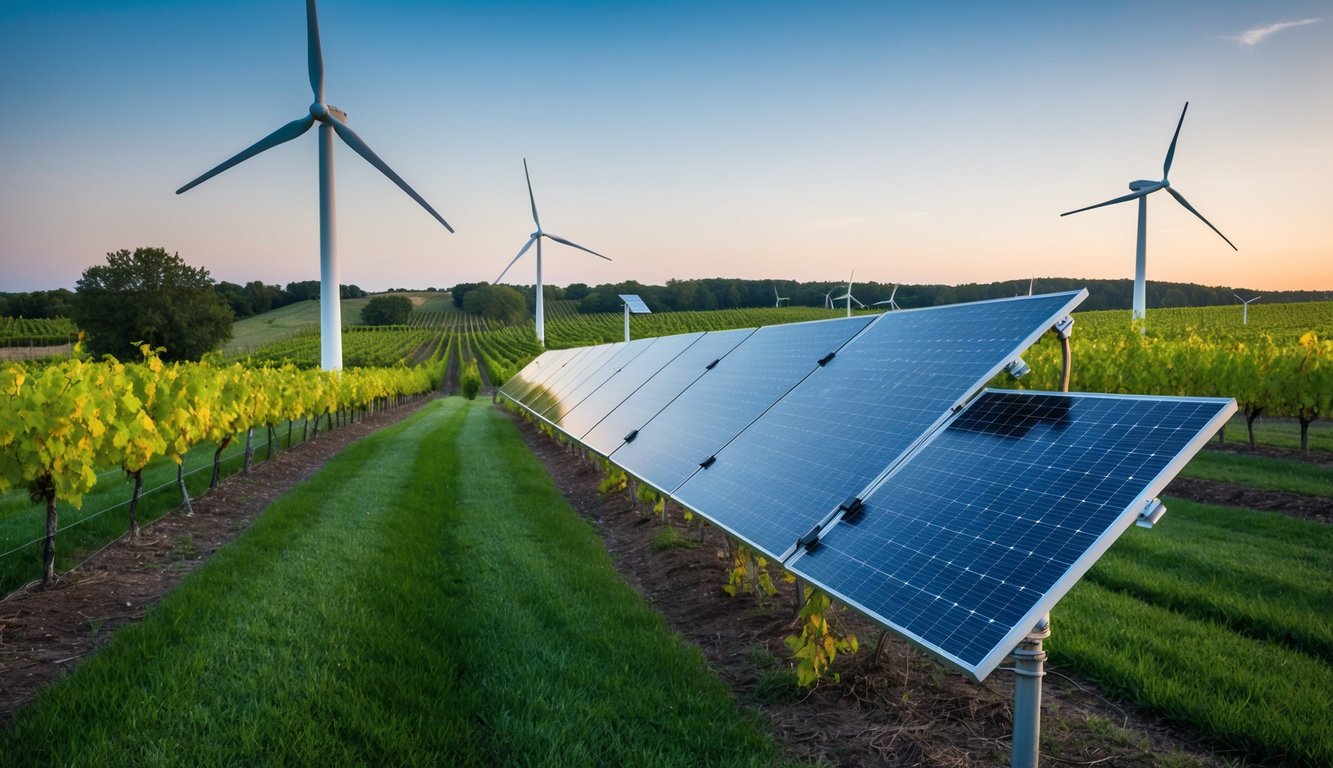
[[785, 389, 1237, 682], [669, 290, 1087, 562]]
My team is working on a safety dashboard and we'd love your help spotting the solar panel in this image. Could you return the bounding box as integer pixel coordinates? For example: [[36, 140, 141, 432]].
[[516, 344, 603, 414], [559, 331, 706, 443], [581, 328, 755, 458], [527, 342, 624, 419], [612, 315, 873, 496], [672, 291, 1085, 560], [542, 337, 657, 422], [503, 347, 582, 405], [788, 389, 1235, 681], [620, 294, 652, 314]]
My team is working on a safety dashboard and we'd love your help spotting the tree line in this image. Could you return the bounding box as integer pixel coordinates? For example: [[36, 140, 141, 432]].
[[450, 277, 1332, 317]]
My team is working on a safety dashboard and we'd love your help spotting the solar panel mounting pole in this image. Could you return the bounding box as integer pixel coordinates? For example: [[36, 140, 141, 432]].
[[1011, 614, 1050, 768], [624, 302, 631, 342]]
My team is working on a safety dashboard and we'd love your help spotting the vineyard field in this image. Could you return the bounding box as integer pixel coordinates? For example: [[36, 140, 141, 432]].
[[0, 316, 77, 347]]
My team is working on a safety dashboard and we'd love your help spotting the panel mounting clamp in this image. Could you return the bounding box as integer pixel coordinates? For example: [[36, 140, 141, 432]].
[[817, 351, 836, 367], [797, 523, 822, 552], [705, 358, 720, 370], [623, 429, 639, 444], [838, 496, 864, 521], [699, 455, 717, 469]]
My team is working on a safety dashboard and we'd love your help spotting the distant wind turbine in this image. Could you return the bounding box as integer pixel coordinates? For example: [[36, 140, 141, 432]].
[[1061, 102, 1236, 326], [176, 0, 452, 371], [873, 284, 901, 310], [823, 289, 836, 310], [1234, 293, 1261, 325], [832, 271, 865, 318], [494, 159, 611, 345], [774, 284, 790, 308]]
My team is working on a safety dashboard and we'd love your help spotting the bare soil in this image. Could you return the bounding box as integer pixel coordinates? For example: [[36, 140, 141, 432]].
[[0, 394, 1312, 765]]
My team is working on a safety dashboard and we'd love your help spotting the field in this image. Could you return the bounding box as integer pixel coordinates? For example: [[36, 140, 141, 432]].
[[2, 296, 1331, 765]]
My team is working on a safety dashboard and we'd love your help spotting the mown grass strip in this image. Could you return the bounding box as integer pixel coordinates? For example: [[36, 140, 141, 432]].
[[1086, 499, 1333, 661], [1181, 451, 1333, 497], [1051, 581, 1333, 767], [1, 399, 782, 767]]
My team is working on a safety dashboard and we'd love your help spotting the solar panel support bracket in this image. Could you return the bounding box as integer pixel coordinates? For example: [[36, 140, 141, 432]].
[[1135, 498, 1166, 529], [1052, 315, 1075, 340]]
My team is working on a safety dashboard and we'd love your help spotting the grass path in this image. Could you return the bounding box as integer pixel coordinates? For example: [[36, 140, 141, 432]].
[[1, 399, 779, 767]]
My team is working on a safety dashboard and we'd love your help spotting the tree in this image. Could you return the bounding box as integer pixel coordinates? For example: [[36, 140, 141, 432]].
[[362, 295, 413, 325], [72, 247, 233, 361], [462, 284, 528, 325]]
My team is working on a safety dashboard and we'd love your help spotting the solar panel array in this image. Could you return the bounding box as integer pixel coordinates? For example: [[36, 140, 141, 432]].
[[498, 292, 1236, 681]]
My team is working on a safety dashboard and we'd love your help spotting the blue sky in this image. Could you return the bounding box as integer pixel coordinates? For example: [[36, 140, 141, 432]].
[[1, 1, 1330, 293]]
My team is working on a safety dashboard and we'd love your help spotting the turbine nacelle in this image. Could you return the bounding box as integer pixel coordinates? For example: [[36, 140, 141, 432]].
[[1128, 179, 1162, 192]]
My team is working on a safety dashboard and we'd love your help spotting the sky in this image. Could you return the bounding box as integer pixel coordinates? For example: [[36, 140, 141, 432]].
[[1, 1, 1330, 295]]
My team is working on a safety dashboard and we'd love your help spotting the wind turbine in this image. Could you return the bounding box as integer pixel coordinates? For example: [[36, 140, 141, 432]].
[[823, 288, 836, 310], [832, 271, 865, 318], [773, 284, 790, 308], [1060, 102, 1236, 326], [495, 159, 610, 345], [176, 0, 452, 371], [1234, 293, 1261, 325], [873, 284, 901, 310]]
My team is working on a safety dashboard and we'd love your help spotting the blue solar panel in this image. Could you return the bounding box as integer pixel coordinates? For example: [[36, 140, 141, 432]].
[[526, 343, 624, 420], [542, 338, 657, 422], [559, 332, 706, 443], [512, 346, 595, 411], [582, 329, 754, 458], [788, 389, 1235, 681], [612, 315, 873, 496], [502, 347, 580, 405], [673, 291, 1085, 559], [620, 294, 652, 314]]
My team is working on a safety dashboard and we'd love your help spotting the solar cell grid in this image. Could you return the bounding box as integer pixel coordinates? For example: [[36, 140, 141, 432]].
[[514, 346, 593, 409], [581, 328, 755, 458], [613, 315, 873, 496], [504, 348, 577, 405], [673, 291, 1085, 559], [790, 389, 1234, 681]]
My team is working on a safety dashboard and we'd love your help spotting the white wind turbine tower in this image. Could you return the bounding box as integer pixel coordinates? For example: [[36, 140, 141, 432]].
[[1234, 293, 1261, 325], [1061, 102, 1236, 326], [176, 0, 452, 371], [774, 284, 790, 308], [495, 159, 611, 345], [873, 284, 901, 310], [832, 271, 865, 318]]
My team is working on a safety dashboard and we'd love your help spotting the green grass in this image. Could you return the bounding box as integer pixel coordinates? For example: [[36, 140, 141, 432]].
[[222, 297, 374, 356], [0, 399, 780, 767], [1181, 450, 1333, 497], [1052, 499, 1333, 765], [1218, 413, 1333, 453], [413, 292, 457, 313]]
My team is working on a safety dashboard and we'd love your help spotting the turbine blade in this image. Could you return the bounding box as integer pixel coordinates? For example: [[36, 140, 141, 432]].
[[545, 233, 611, 261], [1163, 102, 1188, 179], [307, 0, 324, 101], [176, 115, 315, 194], [1165, 187, 1237, 250], [495, 236, 536, 284], [1059, 186, 1157, 216], [332, 119, 455, 233], [524, 158, 541, 230]]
